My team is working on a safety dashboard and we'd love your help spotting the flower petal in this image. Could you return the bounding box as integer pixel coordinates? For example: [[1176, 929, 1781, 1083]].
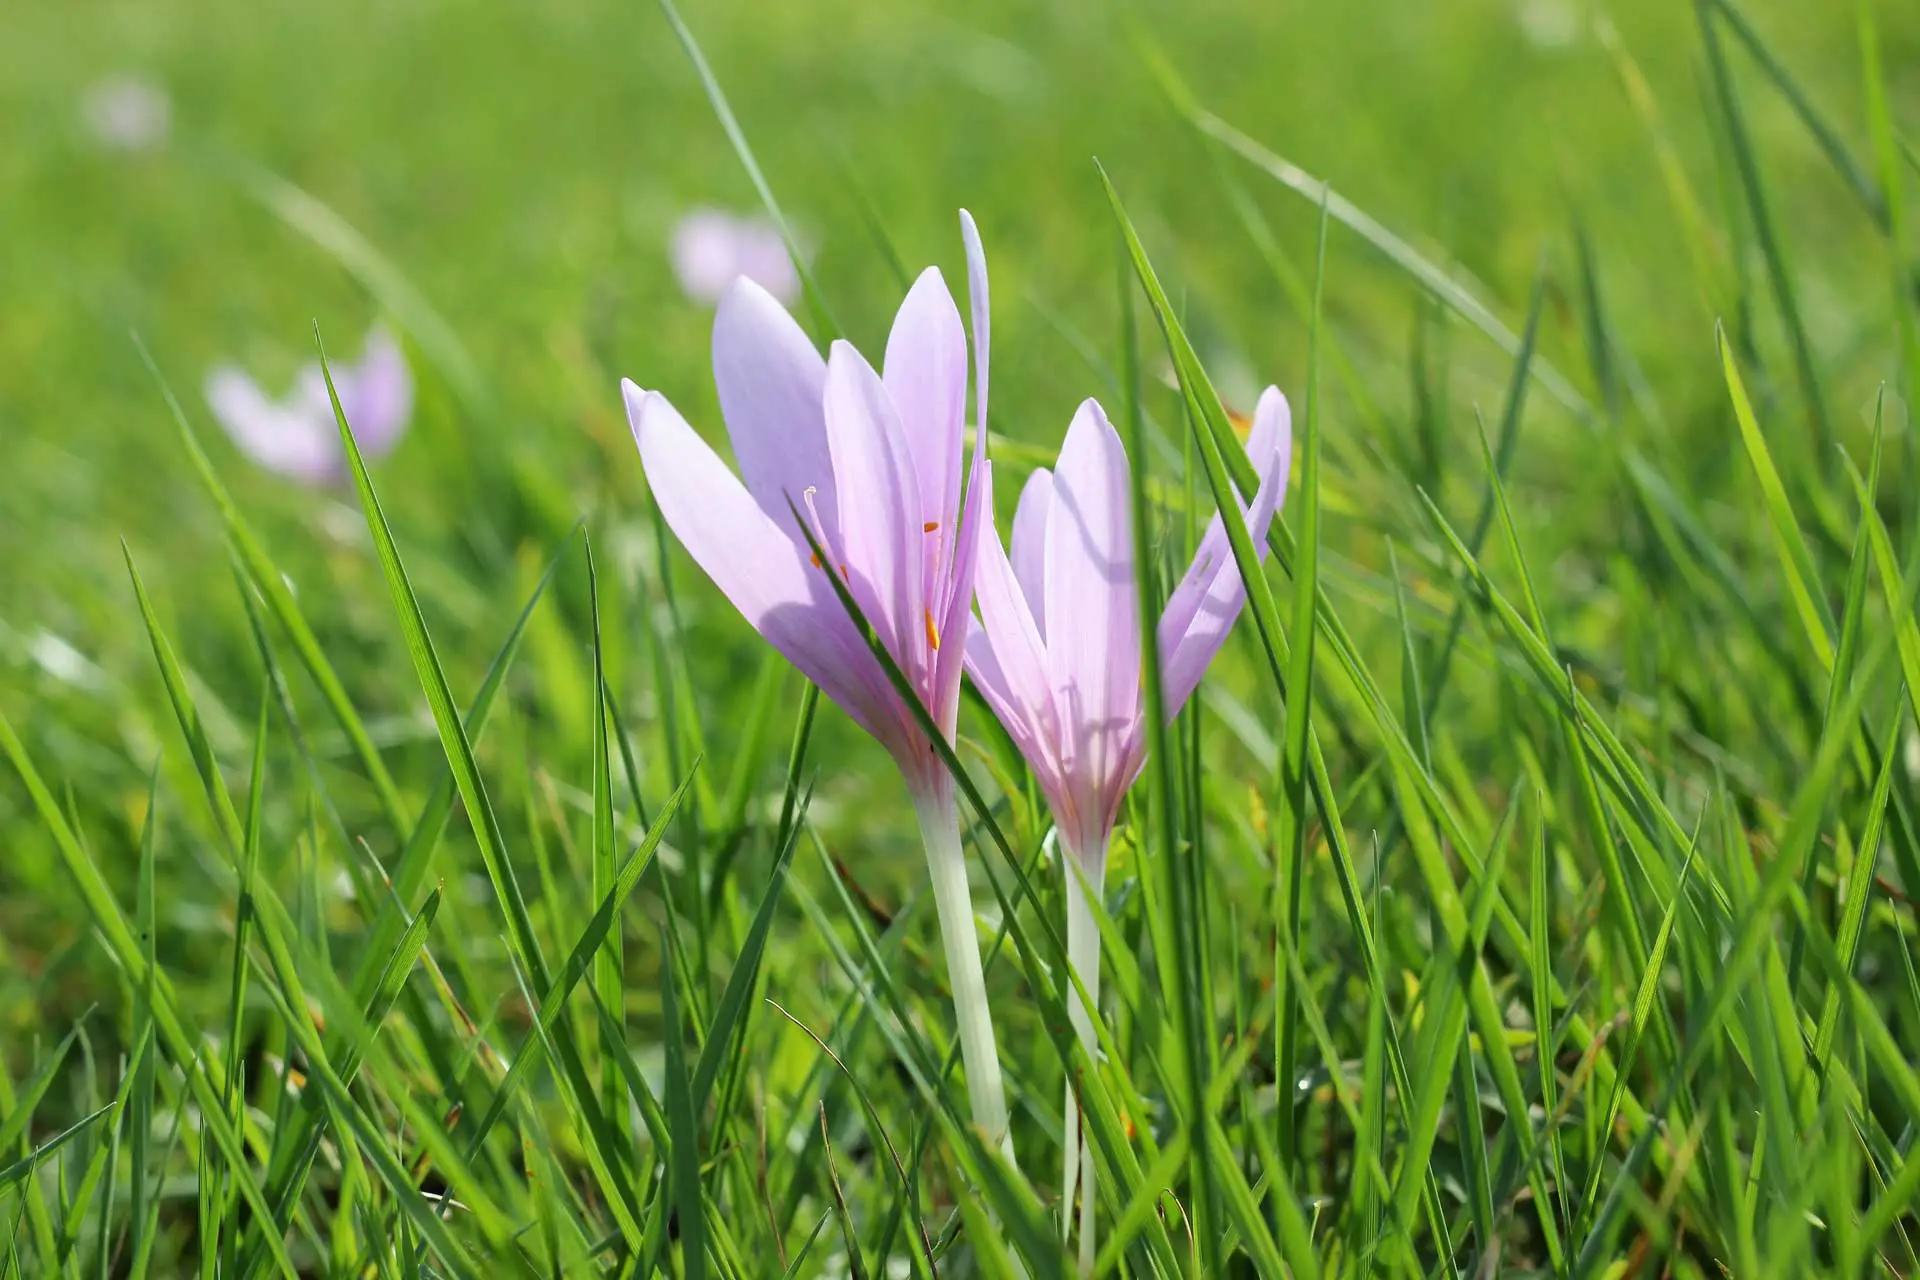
[[1157, 386, 1293, 715], [711, 278, 835, 538], [959, 209, 990, 442], [966, 476, 1054, 750], [1044, 399, 1140, 792], [1009, 467, 1052, 640], [627, 380, 812, 631], [672, 209, 800, 306], [934, 446, 989, 732], [883, 267, 966, 542], [344, 328, 413, 459], [965, 620, 1060, 797], [626, 379, 902, 742], [824, 342, 925, 678], [204, 366, 341, 484]]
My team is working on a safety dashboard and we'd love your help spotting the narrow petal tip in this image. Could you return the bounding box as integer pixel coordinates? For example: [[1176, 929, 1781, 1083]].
[[1251, 385, 1293, 467], [716, 272, 780, 317], [623, 382, 690, 464], [958, 210, 990, 437], [619, 378, 653, 440]]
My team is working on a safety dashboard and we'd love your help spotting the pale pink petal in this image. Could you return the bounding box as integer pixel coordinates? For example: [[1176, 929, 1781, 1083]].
[[712, 279, 835, 539], [935, 209, 997, 732], [626, 380, 898, 740], [292, 364, 336, 422], [344, 328, 413, 459], [883, 267, 966, 545], [1158, 386, 1294, 716], [1044, 399, 1140, 802], [966, 487, 1054, 749], [964, 621, 1061, 797], [671, 209, 800, 306], [823, 343, 925, 678], [627, 381, 812, 630], [934, 447, 989, 732], [204, 366, 340, 484], [959, 210, 990, 440], [1009, 467, 1052, 639]]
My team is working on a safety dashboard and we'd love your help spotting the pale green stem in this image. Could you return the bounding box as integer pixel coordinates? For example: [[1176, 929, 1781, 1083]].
[[912, 780, 1014, 1163], [1062, 829, 1108, 1275]]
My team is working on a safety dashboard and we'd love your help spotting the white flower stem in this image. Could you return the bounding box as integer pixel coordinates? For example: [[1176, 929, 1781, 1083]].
[[912, 782, 1014, 1164], [1061, 830, 1107, 1275]]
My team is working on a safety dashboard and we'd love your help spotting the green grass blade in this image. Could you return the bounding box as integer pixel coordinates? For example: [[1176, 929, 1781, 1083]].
[[319, 329, 545, 988], [0, 1107, 114, 1195], [689, 802, 803, 1112], [1102, 160, 1324, 1280], [132, 335, 414, 834], [1575, 836, 1700, 1238], [654, 0, 838, 340], [1137, 42, 1594, 426], [1716, 323, 1836, 666], [1705, 0, 1886, 228], [1857, 0, 1920, 393], [0, 1030, 79, 1158], [1417, 274, 1544, 729], [1274, 196, 1327, 1176], [0, 715, 302, 1279], [235, 168, 488, 409], [1529, 817, 1572, 1242], [1697, 0, 1835, 465], [126, 770, 160, 1280], [240, 529, 575, 1273], [1572, 597, 1911, 1275], [1812, 712, 1900, 1075], [250, 980, 484, 1280], [658, 923, 706, 1280], [585, 536, 627, 1142], [462, 769, 696, 1160], [318, 329, 648, 1233]]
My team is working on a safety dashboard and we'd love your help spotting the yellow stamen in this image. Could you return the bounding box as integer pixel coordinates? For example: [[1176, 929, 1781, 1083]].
[[809, 552, 821, 570], [923, 521, 939, 533], [924, 609, 941, 651]]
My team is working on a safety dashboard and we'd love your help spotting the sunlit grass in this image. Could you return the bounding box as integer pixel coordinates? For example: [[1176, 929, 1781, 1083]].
[[3, 0, 1920, 1275]]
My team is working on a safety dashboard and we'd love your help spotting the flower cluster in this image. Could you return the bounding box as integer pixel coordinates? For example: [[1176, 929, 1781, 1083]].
[[202, 208, 1290, 1251], [625, 209, 1295, 1252], [199, 207, 1292, 1257]]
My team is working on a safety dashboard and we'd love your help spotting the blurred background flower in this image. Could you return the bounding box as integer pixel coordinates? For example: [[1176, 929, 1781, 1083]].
[[203, 327, 412, 484], [1516, 0, 1582, 48], [80, 73, 171, 151], [669, 207, 802, 305]]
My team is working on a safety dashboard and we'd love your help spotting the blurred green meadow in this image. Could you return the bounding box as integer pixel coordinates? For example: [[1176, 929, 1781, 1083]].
[[4, 0, 1920, 1274]]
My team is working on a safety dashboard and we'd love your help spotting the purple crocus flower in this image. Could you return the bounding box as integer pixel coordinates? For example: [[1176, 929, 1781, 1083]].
[[626, 211, 1015, 1157], [964, 387, 1292, 1258], [670, 208, 802, 307], [204, 328, 412, 485]]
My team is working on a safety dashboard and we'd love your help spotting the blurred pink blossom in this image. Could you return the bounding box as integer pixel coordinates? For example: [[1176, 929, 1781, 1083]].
[[670, 208, 801, 306], [204, 329, 412, 485]]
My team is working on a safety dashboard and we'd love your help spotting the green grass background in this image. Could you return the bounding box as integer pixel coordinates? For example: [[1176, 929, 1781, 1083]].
[[3, 0, 1919, 1274]]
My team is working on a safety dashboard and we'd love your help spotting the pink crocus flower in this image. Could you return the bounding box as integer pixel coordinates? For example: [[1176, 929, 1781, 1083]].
[[626, 212, 1015, 1155], [964, 387, 1292, 1260], [670, 208, 802, 307], [204, 328, 412, 485]]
